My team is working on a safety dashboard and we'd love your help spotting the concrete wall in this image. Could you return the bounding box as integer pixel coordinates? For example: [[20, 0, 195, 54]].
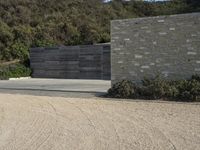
[[30, 44, 110, 80], [111, 13, 200, 83]]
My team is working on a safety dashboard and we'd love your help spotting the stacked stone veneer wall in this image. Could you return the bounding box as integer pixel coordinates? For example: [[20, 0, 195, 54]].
[[111, 13, 200, 84], [30, 44, 110, 80]]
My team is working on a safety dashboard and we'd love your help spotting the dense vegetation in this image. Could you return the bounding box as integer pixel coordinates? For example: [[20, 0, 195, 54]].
[[107, 75, 200, 102], [0, 62, 31, 80], [0, 0, 199, 62]]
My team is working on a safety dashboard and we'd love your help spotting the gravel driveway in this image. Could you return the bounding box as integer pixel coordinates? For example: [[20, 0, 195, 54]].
[[0, 93, 199, 150]]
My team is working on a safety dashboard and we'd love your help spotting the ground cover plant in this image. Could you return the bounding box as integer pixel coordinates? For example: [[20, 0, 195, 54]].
[[107, 75, 200, 102], [0, 62, 31, 80]]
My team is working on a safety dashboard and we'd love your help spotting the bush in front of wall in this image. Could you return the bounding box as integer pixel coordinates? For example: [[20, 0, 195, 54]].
[[175, 79, 200, 101], [140, 75, 171, 99], [107, 75, 200, 102], [192, 74, 200, 82], [107, 80, 138, 98]]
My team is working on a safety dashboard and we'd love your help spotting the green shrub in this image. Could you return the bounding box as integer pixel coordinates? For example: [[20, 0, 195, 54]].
[[32, 39, 55, 47], [138, 76, 179, 100], [107, 75, 200, 102], [189, 80, 200, 101], [175, 79, 200, 101], [141, 76, 170, 99], [164, 83, 179, 99], [192, 74, 200, 82], [0, 63, 31, 80], [107, 80, 138, 98], [9, 42, 29, 61]]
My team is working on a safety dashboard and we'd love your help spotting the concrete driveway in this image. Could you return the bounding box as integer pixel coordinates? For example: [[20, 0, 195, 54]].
[[0, 79, 111, 97], [0, 93, 199, 150]]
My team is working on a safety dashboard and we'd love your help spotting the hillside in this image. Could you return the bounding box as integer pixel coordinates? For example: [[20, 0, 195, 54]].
[[0, 0, 199, 61]]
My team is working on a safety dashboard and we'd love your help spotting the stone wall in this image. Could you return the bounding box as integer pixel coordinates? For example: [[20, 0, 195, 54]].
[[30, 44, 111, 80], [111, 13, 200, 84]]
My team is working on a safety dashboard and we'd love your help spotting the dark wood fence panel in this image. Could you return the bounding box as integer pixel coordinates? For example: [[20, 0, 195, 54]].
[[30, 44, 111, 80]]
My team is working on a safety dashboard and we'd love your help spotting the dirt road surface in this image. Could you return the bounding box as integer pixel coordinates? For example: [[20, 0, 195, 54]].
[[0, 93, 199, 150]]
